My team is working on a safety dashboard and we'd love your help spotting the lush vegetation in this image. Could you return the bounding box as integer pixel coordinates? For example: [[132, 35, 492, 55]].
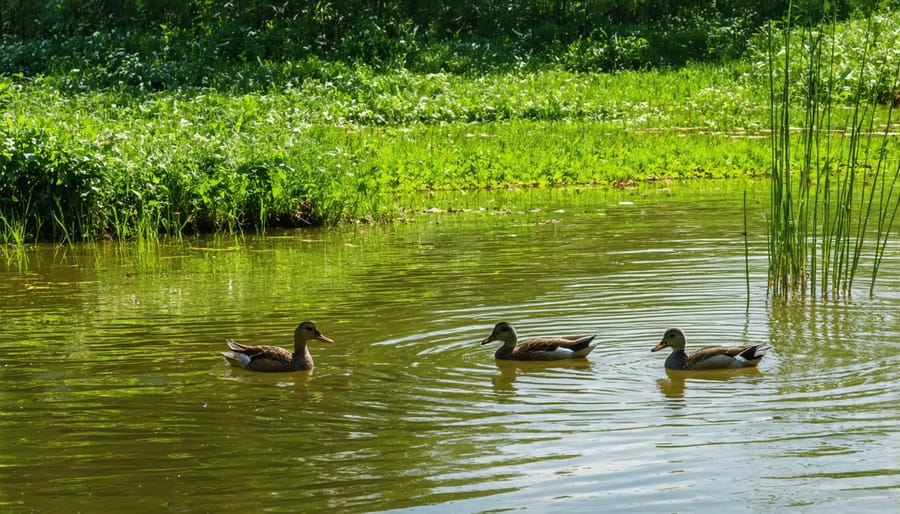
[[0, 66, 772, 242], [1, 1, 898, 242], [0, 0, 795, 85]]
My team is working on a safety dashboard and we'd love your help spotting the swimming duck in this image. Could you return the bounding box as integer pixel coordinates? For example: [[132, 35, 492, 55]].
[[651, 327, 765, 371], [481, 321, 597, 361], [221, 321, 333, 372]]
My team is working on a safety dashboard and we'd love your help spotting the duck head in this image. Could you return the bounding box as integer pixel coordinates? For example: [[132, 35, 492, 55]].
[[481, 322, 518, 346], [295, 321, 334, 344], [652, 327, 686, 352]]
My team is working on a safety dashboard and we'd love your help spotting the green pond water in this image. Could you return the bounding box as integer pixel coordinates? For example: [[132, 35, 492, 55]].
[[2, 182, 898, 513]]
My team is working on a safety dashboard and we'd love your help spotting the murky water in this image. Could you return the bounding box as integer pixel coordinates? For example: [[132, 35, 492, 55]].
[[2, 182, 898, 513]]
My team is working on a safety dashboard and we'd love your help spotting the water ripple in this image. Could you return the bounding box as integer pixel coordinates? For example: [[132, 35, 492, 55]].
[[3, 187, 899, 512]]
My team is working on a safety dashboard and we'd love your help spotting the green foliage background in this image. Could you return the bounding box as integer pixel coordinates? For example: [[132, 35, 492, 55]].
[[0, 0, 873, 85], [0, 1, 898, 241]]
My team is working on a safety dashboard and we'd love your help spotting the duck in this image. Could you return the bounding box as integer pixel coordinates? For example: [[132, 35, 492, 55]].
[[651, 327, 766, 371], [221, 321, 333, 372], [480, 321, 597, 361]]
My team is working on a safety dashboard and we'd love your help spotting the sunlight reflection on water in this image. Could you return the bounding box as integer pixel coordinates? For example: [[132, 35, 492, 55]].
[[2, 183, 898, 513]]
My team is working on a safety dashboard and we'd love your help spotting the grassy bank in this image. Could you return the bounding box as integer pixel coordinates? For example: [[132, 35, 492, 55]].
[[0, 65, 754, 241], [1, 10, 899, 242]]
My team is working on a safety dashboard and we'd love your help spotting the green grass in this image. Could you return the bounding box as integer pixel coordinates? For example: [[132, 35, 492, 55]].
[[2, 8, 899, 243], [0, 63, 770, 241]]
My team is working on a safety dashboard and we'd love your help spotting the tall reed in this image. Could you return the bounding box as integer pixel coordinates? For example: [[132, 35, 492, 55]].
[[766, 7, 900, 299], [866, 61, 900, 297], [743, 190, 751, 312]]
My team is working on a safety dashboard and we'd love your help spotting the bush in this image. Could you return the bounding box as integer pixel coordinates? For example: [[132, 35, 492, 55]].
[[0, 127, 107, 240], [746, 13, 900, 105]]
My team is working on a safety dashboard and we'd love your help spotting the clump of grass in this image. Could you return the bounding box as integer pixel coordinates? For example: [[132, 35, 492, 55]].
[[766, 6, 900, 299], [0, 211, 28, 246], [0, 126, 107, 242]]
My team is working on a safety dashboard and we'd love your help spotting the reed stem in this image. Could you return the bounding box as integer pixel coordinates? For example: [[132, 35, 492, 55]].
[[766, 4, 899, 300]]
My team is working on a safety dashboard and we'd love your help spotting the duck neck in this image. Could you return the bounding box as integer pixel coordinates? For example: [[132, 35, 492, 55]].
[[494, 341, 516, 359], [291, 340, 313, 370], [665, 349, 689, 370]]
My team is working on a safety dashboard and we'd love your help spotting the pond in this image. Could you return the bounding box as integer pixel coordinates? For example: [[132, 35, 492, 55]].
[[2, 181, 898, 513]]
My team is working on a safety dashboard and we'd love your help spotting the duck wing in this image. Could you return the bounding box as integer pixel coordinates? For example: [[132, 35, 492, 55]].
[[687, 344, 766, 370], [511, 335, 597, 360], [223, 341, 294, 370]]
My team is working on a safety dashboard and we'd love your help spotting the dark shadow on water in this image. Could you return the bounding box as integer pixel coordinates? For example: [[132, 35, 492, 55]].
[[656, 367, 764, 399], [221, 364, 316, 387], [490, 358, 594, 393]]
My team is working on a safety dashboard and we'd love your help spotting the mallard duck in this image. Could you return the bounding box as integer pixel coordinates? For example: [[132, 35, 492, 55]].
[[221, 321, 333, 372], [651, 327, 766, 371], [480, 321, 597, 361]]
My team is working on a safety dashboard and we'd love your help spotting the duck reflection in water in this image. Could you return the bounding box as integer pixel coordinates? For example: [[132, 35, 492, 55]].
[[656, 367, 764, 399], [490, 358, 594, 393]]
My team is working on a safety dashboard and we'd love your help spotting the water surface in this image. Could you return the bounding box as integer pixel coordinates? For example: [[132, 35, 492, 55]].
[[2, 181, 898, 513]]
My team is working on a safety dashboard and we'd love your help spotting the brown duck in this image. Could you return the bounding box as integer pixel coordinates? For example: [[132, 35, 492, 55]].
[[481, 321, 597, 361], [222, 321, 333, 372], [651, 327, 766, 370]]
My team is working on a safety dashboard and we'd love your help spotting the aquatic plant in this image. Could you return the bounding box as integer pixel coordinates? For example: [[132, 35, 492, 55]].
[[0, 210, 28, 246], [765, 6, 900, 299]]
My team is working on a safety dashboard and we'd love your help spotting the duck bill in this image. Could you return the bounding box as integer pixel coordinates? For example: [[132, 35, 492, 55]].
[[315, 334, 335, 344], [651, 341, 668, 352], [480, 337, 495, 346]]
